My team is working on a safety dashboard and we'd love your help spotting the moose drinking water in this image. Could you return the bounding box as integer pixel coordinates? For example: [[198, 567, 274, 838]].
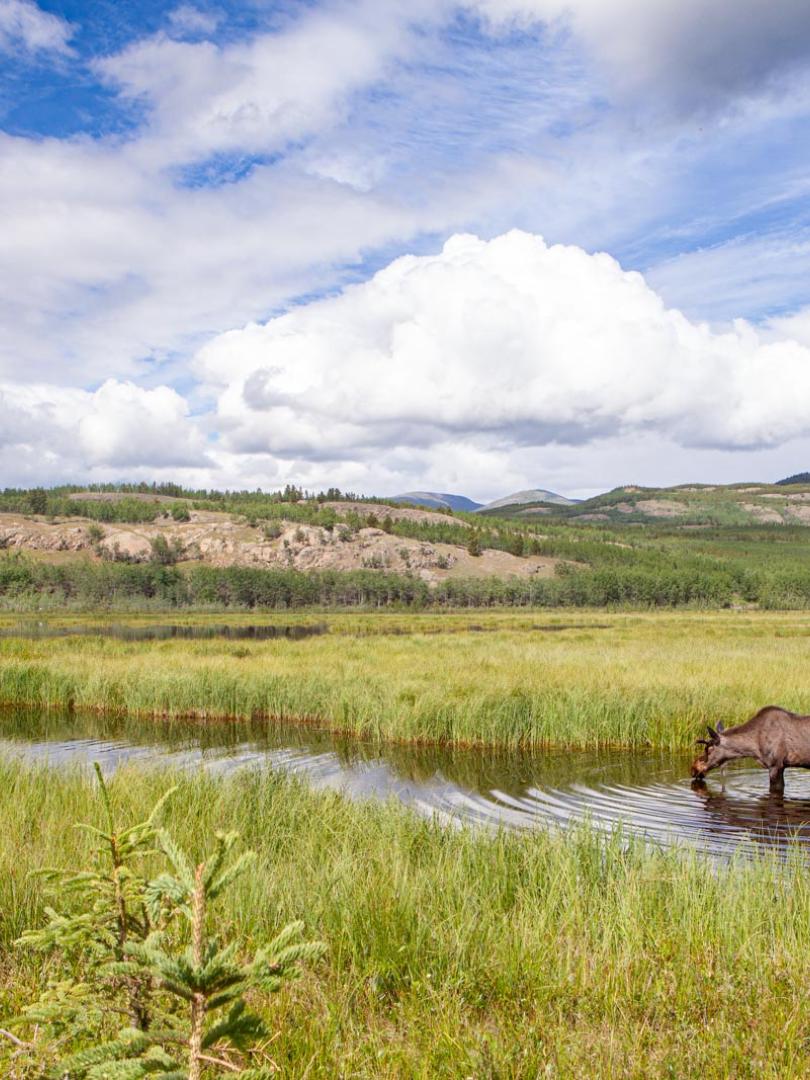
[[691, 706, 810, 792]]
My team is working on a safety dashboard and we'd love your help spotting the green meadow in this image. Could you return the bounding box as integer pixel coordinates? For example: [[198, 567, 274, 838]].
[[3, 611, 810, 1076], [0, 610, 808, 748], [2, 762, 810, 1078]]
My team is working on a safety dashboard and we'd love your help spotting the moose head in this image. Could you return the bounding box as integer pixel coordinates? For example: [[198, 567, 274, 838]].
[[690, 722, 726, 778]]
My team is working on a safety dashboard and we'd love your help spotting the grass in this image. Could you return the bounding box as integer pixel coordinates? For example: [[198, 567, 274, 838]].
[[3, 761, 810, 1078], [0, 611, 809, 749], [3, 608, 810, 1075]]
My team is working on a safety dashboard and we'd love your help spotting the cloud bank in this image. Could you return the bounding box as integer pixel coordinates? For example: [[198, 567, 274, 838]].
[[197, 231, 810, 473], [0, 379, 208, 477], [4, 0, 810, 397], [5, 1, 810, 495], [471, 0, 810, 110]]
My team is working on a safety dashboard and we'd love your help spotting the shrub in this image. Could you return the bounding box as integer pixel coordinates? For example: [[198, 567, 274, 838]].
[[149, 535, 185, 565], [171, 503, 191, 522], [362, 554, 386, 569]]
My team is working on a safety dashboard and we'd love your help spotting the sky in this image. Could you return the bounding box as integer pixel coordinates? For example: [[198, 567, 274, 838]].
[[4, 0, 810, 500]]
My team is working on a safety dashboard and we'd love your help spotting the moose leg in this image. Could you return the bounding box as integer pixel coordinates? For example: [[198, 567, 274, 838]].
[[768, 765, 785, 792]]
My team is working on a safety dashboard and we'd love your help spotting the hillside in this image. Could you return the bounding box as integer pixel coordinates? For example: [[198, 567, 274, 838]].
[[391, 488, 577, 513], [8, 481, 810, 609], [389, 491, 483, 511], [486, 481, 810, 526], [477, 488, 579, 514], [0, 501, 557, 585]]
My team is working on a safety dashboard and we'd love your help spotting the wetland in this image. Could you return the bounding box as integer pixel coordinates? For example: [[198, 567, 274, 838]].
[[5, 610, 810, 1076], [5, 707, 810, 859]]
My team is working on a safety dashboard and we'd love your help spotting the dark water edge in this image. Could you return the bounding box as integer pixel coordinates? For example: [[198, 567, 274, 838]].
[[3, 708, 810, 859], [0, 620, 615, 641], [0, 623, 329, 641]]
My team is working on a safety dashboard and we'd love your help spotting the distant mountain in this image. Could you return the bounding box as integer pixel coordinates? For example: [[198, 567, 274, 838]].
[[777, 473, 810, 486], [477, 488, 578, 512], [389, 491, 483, 512]]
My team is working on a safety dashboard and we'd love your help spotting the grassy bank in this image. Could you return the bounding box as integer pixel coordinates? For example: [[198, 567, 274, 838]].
[[0, 611, 809, 748], [2, 762, 810, 1078]]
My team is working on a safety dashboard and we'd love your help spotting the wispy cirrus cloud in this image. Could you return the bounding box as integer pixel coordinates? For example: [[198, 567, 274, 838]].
[[0, 0, 73, 56], [469, 0, 810, 112], [167, 5, 222, 39]]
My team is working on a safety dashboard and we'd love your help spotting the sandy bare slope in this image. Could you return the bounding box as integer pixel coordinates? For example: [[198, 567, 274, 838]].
[[0, 511, 557, 584]]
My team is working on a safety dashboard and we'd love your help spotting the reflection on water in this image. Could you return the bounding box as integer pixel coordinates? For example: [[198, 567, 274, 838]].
[[0, 620, 612, 642], [3, 709, 810, 858], [0, 623, 328, 641]]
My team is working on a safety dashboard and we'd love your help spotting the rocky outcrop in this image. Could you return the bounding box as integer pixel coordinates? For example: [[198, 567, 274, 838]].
[[0, 513, 556, 584]]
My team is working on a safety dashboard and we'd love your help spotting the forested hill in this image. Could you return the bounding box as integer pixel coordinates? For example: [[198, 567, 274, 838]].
[[476, 480, 810, 525], [4, 480, 810, 608]]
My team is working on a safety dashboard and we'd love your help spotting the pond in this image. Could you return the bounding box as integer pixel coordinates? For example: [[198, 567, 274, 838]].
[[0, 623, 328, 641], [3, 708, 810, 858], [0, 620, 612, 641]]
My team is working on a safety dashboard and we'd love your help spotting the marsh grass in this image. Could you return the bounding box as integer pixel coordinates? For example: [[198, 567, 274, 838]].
[[3, 761, 810, 1077], [1, 611, 809, 749]]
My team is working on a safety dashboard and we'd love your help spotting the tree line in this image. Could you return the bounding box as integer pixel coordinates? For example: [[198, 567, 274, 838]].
[[3, 555, 810, 609]]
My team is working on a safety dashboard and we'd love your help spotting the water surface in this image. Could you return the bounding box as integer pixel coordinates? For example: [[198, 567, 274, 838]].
[[0, 623, 328, 641], [3, 709, 810, 858]]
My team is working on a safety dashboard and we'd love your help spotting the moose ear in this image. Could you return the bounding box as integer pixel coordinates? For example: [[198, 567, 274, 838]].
[[706, 725, 720, 743]]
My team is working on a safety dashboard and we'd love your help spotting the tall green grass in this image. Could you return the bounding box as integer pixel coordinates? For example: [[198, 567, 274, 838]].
[[2, 762, 810, 1078], [1, 611, 809, 748]]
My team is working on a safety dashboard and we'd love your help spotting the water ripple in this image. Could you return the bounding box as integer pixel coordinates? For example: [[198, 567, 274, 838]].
[[4, 712, 810, 858]]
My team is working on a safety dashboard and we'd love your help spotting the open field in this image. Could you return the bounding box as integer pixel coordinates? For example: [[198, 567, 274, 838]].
[[1, 611, 810, 748], [3, 762, 810, 1078]]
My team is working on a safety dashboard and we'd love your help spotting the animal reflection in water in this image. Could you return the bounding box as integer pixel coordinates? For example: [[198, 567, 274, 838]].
[[689, 779, 810, 850], [691, 705, 810, 793]]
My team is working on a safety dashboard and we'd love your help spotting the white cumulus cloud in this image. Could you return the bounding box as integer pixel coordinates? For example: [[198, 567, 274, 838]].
[[196, 230, 810, 470], [0, 379, 209, 476]]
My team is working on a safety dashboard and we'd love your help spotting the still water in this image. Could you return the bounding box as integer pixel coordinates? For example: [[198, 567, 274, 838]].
[[0, 623, 328, 641], [3, 709, 810, 858]]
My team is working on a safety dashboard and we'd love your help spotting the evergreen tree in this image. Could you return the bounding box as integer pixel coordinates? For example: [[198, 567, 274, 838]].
[[507, 533, 525, 557], [13, 771, 325, 1079], [28, 488, 48, 515]]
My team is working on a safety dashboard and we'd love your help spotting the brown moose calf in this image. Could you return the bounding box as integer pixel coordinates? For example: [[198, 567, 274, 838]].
[[691, 706, 810, 792]]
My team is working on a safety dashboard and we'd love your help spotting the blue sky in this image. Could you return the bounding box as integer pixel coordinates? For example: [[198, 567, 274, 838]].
[[4, 0, 810, 498]]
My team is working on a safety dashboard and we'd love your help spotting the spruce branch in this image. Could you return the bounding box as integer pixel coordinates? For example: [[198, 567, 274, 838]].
[[10, 777, 325, 1079]]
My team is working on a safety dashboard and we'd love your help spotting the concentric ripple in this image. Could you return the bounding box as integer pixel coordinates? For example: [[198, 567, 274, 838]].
[[4, 709, 810, 858]]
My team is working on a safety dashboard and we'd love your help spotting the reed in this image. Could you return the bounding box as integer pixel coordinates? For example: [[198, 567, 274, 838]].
[[2, 761, 810, 1078], [1, 611, 810, 748]]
